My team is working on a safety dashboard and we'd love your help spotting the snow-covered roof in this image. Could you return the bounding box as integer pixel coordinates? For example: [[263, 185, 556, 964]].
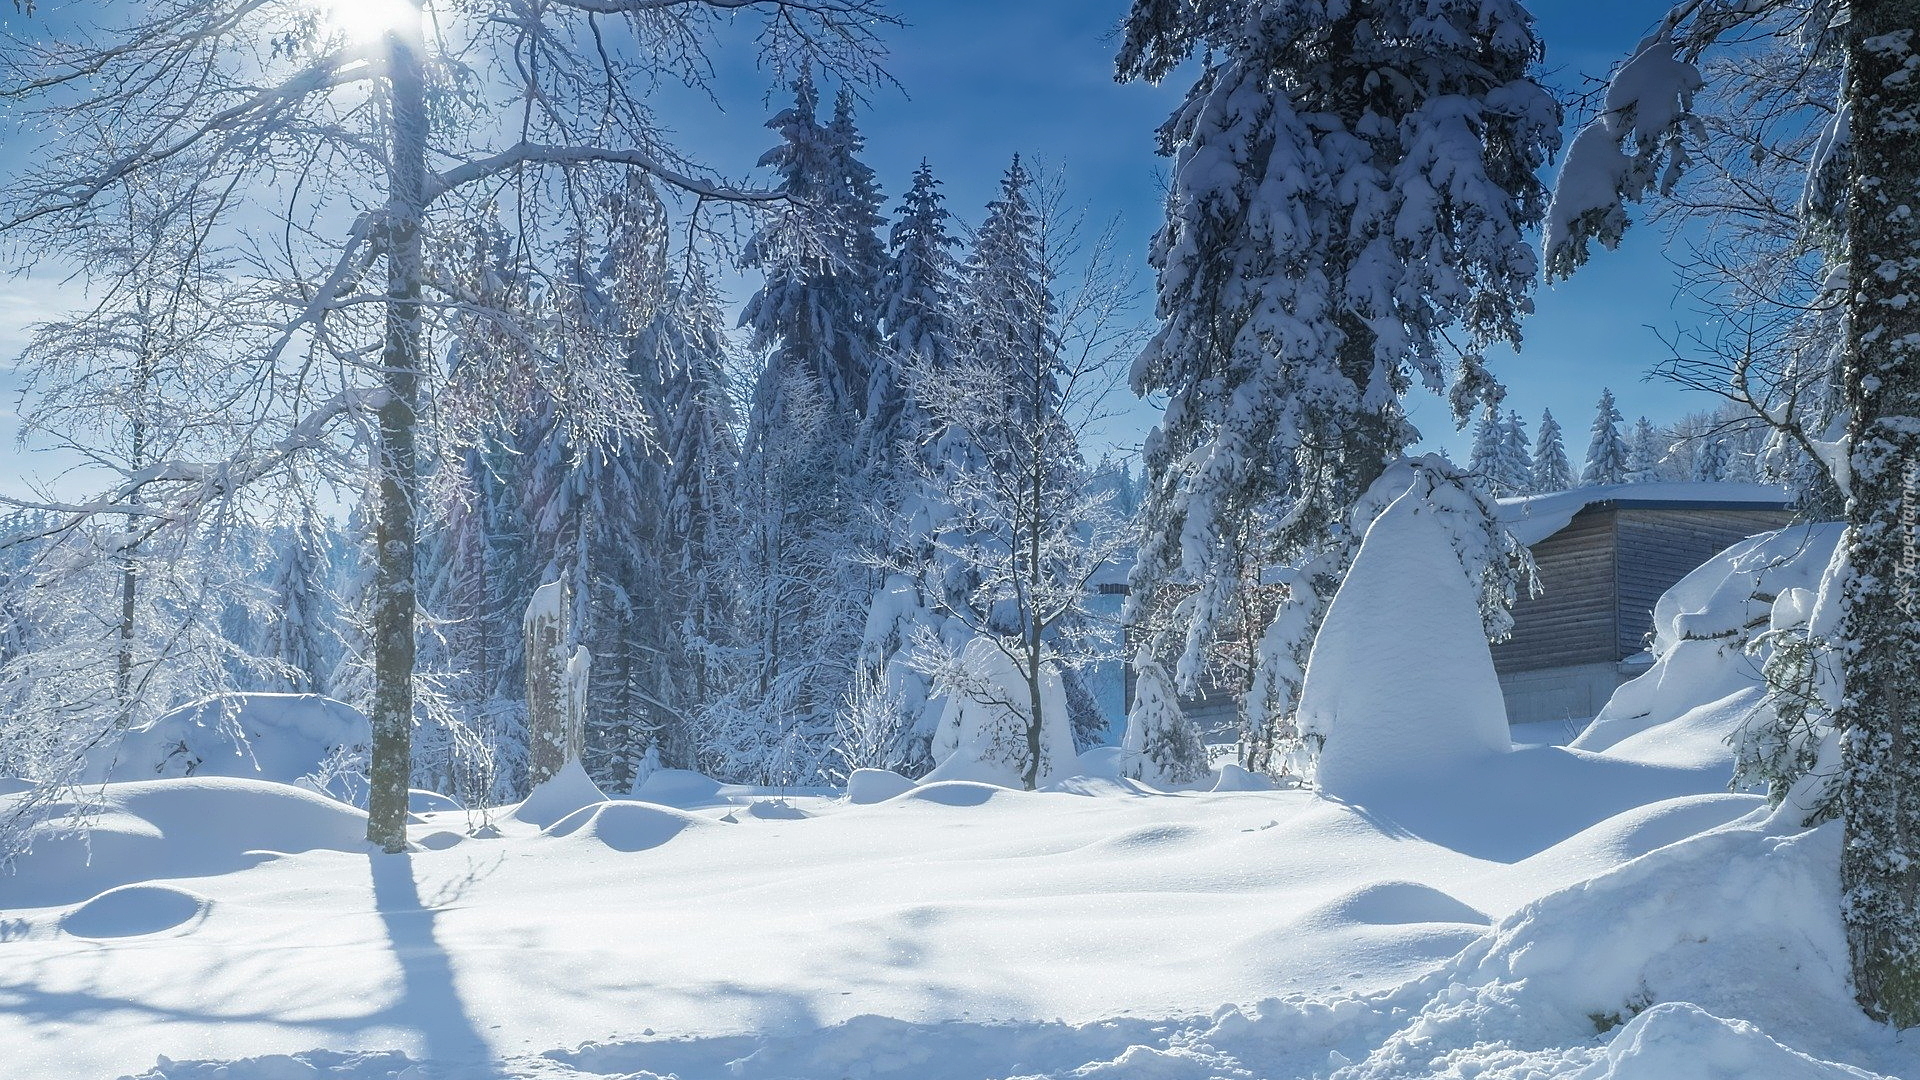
[[1495, 482, 1793, 547]]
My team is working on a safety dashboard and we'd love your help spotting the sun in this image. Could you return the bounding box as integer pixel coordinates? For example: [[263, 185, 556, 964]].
[[313, 0, 418, 42]]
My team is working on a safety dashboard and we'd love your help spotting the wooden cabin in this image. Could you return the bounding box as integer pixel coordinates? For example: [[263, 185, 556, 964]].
[[1491, 484, 1794, 726]]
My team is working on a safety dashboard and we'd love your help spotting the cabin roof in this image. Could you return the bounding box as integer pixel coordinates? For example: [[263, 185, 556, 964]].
[[1495, 482, 1794, 547]]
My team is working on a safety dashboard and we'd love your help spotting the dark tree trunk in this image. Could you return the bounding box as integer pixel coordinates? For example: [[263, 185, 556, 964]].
[[1839, 0, 1920, 1026], [366, 16, 427, 854]]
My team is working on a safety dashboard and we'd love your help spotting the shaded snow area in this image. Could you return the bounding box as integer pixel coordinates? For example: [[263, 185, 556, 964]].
[[4, 530, 1916, 1079]]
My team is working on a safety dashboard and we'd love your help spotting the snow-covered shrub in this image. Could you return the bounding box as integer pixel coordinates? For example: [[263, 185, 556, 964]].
[[83, 693, 371, 802], [1120, 646, 1208, 787], [923, 637, 1076, 790], [832, 662, 916, 781], [1300, 483, 1512, 797]]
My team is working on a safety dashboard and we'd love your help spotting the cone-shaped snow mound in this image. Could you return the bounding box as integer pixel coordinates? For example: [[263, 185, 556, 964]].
[[1302, 488, 1509, 796], [510, 760, 607, 828]]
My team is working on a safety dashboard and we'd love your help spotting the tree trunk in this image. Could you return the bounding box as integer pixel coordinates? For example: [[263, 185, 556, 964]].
[[1840, 0, 1920, 1026], [366, 14, 428, 853]]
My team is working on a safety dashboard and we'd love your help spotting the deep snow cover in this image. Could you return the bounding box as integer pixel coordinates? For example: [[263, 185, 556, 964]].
[[1, 528, 1914, 1080], [1300, 489, 1510, 797]]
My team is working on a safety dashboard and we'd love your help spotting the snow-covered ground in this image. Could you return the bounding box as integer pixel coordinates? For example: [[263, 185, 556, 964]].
[[2, 524, 1914, 1079]]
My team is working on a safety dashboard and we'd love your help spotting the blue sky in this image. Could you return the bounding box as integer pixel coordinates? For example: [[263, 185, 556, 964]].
[[0, 0, 1712, 491]]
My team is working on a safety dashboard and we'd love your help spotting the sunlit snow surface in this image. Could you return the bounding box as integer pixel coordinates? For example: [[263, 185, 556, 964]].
[[2, 527, 1915, 1079]]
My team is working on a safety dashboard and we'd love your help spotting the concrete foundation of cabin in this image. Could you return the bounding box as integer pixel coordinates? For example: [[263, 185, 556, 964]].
[[1497, 657, 1652, 729]]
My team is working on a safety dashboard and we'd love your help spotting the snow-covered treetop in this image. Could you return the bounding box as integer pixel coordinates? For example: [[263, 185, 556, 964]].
[[1582, 388, 1631, 486]]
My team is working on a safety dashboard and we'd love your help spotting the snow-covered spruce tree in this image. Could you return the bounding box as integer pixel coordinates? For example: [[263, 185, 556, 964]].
[[900, 165, 1140, 790], [651, 261, 741, 776], [726, 73, 890, 784], [1492, 410, 1536, 496], [741, 71, 885, 451], [1544, 0, 1920, 1025], [1692, 429, 1732, 481], [1113, 0, 1560, 774], [1467, 404, 1505, 480], [1123, 646, 1208, 786], [0, 0, 893, 851], [259, 497, 336, 695], [1626, 416, 1664, 483], [1581, 388, 1631, 486], [857, 159, 967, 776], [1532, 407, 1576, 493]]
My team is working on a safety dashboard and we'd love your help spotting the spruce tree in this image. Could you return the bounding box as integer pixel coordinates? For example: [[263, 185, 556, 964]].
[[1113, 0, 1560, 770], [726, 74, 888, 783], [1494, 410, 1535, 496], [1626, 416, 1663, 483], [859, 159, 967, 774], [1581, 389, 1630, 486], [1693, 436, 1731, 483], [1467, 405, 1504, 480], [1532, 408, 1576, 493]]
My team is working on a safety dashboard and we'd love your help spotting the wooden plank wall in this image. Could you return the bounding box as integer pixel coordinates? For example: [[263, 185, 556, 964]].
[[1492, 511, 1618, 676], [1613, 508, 1794, 657]]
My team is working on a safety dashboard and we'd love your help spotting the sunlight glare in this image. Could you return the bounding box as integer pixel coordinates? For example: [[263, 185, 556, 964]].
[[314, 0, 417, 42]]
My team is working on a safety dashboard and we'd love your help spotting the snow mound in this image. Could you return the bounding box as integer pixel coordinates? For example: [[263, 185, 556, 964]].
[[846, 768, 916, 804], [0, 776, 34, 796], [407, 789, 462, 814], [1211, 763, 1275, 791], [541, 801, 713, 852], [83, 694, 371, 805], [1, 777, 366, 907], [1523, 793, 1765, 883], [1577, 1002, 1884, 1080], [61, 883, 211, 939], [1302, 489, 1509, 796], [896, 780, 1007, 807], [631, 768, 725, 808], [1312, 881, 1490, 928], [1070, 745, 1127, 779], [1576, 525, 1841, 754], [509, 760, 607, 828]]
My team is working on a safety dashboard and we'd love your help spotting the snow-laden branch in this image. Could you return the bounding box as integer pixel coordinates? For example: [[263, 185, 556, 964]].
[[427, 143, 779, 206]]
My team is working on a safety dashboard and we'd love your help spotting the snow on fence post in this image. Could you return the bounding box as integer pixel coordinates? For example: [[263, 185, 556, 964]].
[[525, 579, 589, 785]]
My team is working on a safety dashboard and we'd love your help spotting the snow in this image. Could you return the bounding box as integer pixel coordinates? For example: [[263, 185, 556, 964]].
[[924, 637, 1078, 789], [1496, 481, 1793, 546], [1301, 489, 1509, 796], [84, 693, 372, 804], [4, 526, 1915, 1080], [508, 759, 608, 828], [846, 767, 916, 804]]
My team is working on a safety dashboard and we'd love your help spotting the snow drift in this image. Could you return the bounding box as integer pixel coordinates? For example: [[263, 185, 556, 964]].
[[82, 693, 372, 805]]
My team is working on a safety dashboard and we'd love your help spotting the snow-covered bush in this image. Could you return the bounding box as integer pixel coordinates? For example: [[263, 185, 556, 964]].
[[1300, 484, 1512, 797], [833, 662, 917, 781], [922, 637, 1077, 790], [1120, 646, 1207, 787]]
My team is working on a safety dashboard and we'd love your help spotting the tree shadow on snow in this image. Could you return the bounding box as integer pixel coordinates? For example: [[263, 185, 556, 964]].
[[365, 851, 496, 1069]]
